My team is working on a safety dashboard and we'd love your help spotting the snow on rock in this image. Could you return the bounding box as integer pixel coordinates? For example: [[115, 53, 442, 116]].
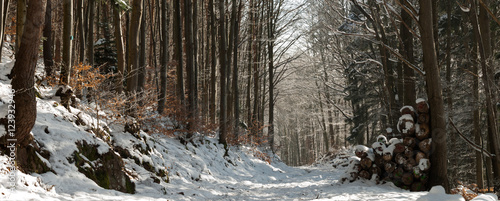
[[416, 186, 465, 201], [416, 98, 427, 104], [471, 194, 498, 201]]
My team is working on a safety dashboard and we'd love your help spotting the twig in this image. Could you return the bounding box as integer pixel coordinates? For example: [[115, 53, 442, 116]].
[[448, 117, 494, 158]]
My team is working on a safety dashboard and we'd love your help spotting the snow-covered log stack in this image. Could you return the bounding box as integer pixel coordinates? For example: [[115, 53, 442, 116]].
[[343, 99, 432, 192]]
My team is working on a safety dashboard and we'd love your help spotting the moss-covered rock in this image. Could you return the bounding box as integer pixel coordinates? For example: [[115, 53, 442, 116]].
[[72, 141, 135, 194]]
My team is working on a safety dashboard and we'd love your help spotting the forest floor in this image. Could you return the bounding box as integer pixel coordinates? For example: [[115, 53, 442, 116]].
[[0, 45, 497, 201]]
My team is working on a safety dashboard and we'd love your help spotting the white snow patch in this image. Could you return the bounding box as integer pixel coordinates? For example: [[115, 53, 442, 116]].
[[400, 105, 415, 113]]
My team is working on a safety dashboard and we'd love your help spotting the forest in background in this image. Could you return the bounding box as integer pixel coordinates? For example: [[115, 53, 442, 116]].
[[2, 0, 500, 194]]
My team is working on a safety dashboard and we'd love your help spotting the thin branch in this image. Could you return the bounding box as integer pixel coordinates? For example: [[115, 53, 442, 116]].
[[449, 117, 494, 158]]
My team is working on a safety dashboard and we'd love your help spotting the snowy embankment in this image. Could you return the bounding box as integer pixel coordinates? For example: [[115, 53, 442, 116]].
[[0, 45, 497, 200]]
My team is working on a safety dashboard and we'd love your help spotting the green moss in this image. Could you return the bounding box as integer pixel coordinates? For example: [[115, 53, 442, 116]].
[[125, 179, 135, 194], [95, 170, 110, 189]]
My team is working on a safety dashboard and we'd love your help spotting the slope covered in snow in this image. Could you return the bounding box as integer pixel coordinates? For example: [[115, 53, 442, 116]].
[[0, 44, 497, 201]]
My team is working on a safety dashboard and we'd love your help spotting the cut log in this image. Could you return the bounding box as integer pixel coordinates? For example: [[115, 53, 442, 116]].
[[418, 138, 432, 153], [394, 143, 406, 153], [361, 157, 373, 170], [417, 113, 430, 124], [412, 166, 422, 179], [411, 182, 425, 192], [398, 115, 416, 137], [395, 153, 406, 165], [355, 145, 370, 158], [383, 153, 393, 161], [394, 167, 404, 180], [385, 161, 397, 173], [402, 172, 414, 186], [375, 154, 385, 167], [404, 146, 415, 158], [354, 163, 362, 172], [415, 123, 430, 140], [403, 137, 417, 148], [404, 160, 414, 172], [419, 173, 429, 184], [415, 151, 427, 164], [370, 165, 382, 176], [359, 170, 372, 180], [416, 99, 429, 114]]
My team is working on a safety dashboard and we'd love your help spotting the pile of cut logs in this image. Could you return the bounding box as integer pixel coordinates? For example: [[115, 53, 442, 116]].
[[343, 99, 432, 192]]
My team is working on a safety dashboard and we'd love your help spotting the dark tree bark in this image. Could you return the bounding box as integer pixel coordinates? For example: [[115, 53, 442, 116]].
[[43, 0, 54, 77], [127, 0, 143, 94], [419, 0, 449, 191], [87, 0, 95, 67], [267, 0, 275, 152], [137, 0, 147, 94], [400, 0, 415, 106], [15, 0, 26, 53], [185, 0, 197, 129], [209, 0, 217, 125], [218, 0, 228, 145], [158, 0, 169, 114], [173, 0, 184, 104], [61, 0, 73, 85], [232, 0, 242, 135], [11, 0, 46, 167], [113, 4, 126, 93], [77, 0, 85, 63]]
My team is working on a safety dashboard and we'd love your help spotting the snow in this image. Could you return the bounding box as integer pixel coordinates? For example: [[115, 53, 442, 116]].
[[384, 144, 396, 156], [388, 138, 403, 145], [419, 159, 430, 171], [386, 127, 393, 133], [376, 135, 387, 144], [0, 42, 497, 201], [400, 105, 415, 113], [371, 142, 385, 155], [471, 194, 498, 201], [354, 145, 369, 153], [416, 186, 465, 201]]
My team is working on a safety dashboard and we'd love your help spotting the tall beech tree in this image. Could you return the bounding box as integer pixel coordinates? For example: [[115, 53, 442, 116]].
[[419, 0, 449, 191], [12, 0, 47, 172]]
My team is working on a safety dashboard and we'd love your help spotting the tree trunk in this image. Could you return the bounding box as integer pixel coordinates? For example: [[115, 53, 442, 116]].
[[173, 0, 185, 105], [88, 0, 95, 67], [185, 0, 196, 130], [113, 4, 126, 93], [77, 0, 85, 63], [232, 0, 242, 135], [126, 0, 143, 94], [473, 0, 500, 184], [137, 0, 147, 94], [418, 0, 449, 191], [218, 0, 228, 145], [158, 0, 169, 114], [43, 0, 54, 77], [11, 0, 46, 168], [208, 0, 217, 125], [401, 0, 415, 106], [61, 0, 74, 85], [15, 0, 27, 54], [268, 0, 275, 152]]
